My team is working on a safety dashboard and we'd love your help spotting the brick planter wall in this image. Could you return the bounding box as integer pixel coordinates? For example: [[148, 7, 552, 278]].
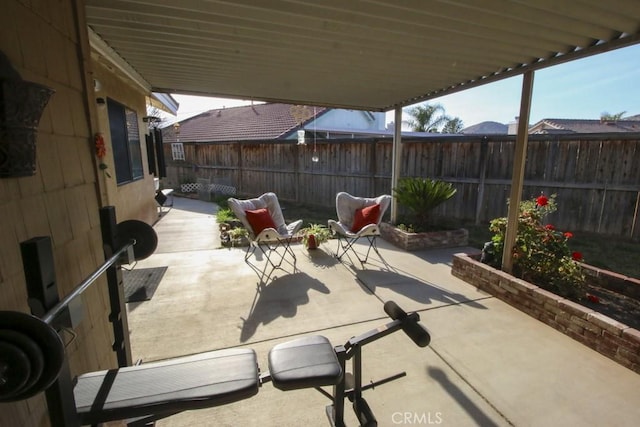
[[380, 223, 468, 251], [451, 253, 640, 374], [581, 264, 640, 301]]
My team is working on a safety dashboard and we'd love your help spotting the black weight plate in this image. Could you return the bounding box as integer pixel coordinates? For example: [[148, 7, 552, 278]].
[[117, 220, 158, 260], [0, 311, 64, 401], [0, 341, 31, 401], [0, 329, 45, 394]]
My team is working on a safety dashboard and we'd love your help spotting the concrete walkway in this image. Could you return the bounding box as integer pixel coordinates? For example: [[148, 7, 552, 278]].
[[126, 197, 640, 426]]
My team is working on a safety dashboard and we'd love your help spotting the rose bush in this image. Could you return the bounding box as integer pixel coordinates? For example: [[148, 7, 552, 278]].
[[483, 194, 586, 299]]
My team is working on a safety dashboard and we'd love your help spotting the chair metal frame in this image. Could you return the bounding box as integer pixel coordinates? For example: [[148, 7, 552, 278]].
[[228, 193, 302, 283], [328, 192, 391, 266]]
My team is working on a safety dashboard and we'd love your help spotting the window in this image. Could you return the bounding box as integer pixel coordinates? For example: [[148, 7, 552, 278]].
[[171, 143, 185, 161], [107, 98, 144, 184]]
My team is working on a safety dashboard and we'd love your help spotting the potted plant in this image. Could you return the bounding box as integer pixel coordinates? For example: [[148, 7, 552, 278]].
[[301, 223, 331, 250]]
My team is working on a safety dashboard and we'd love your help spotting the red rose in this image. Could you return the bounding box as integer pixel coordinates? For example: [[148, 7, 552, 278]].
[[536, 195, 548, 207], [545, 224, 555, 230], [564, 232, 573, 239], [572, 251, 582, 261], [586, 294, 600, 303]]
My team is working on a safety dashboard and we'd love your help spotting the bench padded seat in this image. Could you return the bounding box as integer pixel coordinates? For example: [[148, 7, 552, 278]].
[[74, 348, 258, 425], [268, 335, 342, 391]]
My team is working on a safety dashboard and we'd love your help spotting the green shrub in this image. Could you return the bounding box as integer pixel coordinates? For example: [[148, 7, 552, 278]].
[[216, 208, 237, 224], [392, 177, 457, 231], [485, 194, 586, 299]]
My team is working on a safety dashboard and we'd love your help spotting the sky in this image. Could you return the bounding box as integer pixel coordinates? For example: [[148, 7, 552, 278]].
[[165, 43, 640, 129]]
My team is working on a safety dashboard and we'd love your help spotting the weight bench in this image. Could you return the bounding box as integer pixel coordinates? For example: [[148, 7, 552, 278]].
[[1, 301, 428, 427], [74, 348, 259, 425], [73, 337, 344, 426]]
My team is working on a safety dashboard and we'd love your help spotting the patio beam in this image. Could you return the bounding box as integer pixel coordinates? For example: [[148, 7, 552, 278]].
[[390, 106, 402, 223], [502, 70, 534, 273]]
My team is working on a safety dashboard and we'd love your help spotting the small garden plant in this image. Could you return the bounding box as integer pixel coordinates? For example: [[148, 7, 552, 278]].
[[216, 208, 248, 246], [301, 223, 332, 248], [483, 194, 586, 299], [392, 177, 457, 231]]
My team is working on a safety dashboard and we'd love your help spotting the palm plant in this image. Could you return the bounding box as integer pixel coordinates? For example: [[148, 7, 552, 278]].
[[405, 104, 450, 132], [600, 111, 626, 120], [393, 177, 457, 231], [441, 117, 464, 133]]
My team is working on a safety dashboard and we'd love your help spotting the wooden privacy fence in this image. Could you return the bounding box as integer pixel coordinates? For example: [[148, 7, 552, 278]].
[[164, 133, 640, 238]]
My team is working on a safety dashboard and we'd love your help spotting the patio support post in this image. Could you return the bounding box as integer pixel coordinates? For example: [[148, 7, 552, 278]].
[[502, 70, 534, 273], [390, 106, 402, 223]]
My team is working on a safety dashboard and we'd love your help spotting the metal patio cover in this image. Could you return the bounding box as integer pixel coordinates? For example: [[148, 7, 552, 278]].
[[85, 0, 640, 112]]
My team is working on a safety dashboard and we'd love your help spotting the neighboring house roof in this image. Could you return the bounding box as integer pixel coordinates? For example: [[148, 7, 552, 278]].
[[162, 103, 326, 143], [529, 118, 640, 134], [461, 121, 508, 134]]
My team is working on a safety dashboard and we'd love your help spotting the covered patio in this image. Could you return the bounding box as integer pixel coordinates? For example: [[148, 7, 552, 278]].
[[3, 2, 639, 425], [125, 196, 640, 426]]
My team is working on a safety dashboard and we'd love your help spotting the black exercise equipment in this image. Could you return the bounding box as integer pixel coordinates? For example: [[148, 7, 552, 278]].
[[0, 312, 64, 402], [264, 300, 430, 426], [0, 300, 429, 426], [116, 219, 158, 261], [1, 205, 431, 426]]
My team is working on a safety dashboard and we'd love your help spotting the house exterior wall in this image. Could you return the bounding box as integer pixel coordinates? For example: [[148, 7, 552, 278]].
[[313, 109, 385, 131], [0, 1, 156, 425], [91, 60, 158, 224]]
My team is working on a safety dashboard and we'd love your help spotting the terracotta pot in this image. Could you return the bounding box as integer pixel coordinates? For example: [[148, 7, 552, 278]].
[[306, 234, 317, 250]]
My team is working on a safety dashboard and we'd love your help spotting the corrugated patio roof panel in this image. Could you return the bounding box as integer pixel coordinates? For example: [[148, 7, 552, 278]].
[[85, 0, 640, 111]]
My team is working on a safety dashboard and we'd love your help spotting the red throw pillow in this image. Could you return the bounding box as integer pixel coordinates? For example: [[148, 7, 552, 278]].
[[351, 203, 381, 232], [245, 208, 277, 234]]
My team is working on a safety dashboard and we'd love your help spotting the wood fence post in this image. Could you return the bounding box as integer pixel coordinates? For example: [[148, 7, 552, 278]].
[[475, 136, 488, 224]]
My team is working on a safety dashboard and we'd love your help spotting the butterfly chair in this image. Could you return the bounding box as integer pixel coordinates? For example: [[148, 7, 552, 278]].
[[228, 193, 303, 283], [328, 192, 391, 265]]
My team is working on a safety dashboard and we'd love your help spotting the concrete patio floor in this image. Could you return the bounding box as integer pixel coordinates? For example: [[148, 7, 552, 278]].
[[125, 196, 640, 427]]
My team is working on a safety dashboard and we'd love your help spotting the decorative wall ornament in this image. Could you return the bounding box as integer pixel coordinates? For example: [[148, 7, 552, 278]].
[[94, 133, 111, 178], [0, 51, 54, 178]]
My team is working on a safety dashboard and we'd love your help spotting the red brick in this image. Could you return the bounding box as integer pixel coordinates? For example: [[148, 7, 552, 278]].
[[508, 278, 538, 294], [538, 312, 556, 325], [567, 321, 585, 335], [583, 329, 601, 345], [533, 288, 561, 304], [623, 278, 640, 300], [587, 312, 627, 336], [499, 280, 520, 295], [571, 316, 602, 335], [518, 293, 541, 309], [621, 328, 640, 349], [617, 347, 640, 364], [567, 329, 589, 346], [596, 342, 619, 358], [558, 299, 593, 319], [556, 315, 571, 328], [543, 302, 565, 315]]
